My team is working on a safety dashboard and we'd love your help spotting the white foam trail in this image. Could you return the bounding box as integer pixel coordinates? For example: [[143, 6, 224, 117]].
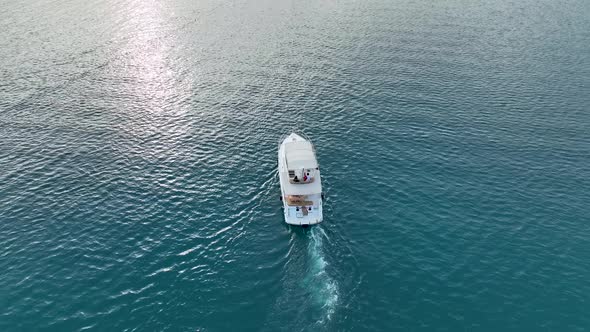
[[307, 227, 339, 324]]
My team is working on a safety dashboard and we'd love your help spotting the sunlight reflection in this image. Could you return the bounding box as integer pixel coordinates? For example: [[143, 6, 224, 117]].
[[113, 0, 193, 161]]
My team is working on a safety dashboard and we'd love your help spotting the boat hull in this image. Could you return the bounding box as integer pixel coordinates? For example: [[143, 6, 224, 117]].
[[278, 133, 323, 226]]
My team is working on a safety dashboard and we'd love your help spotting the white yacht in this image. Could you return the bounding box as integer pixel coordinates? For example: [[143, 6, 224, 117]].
[[278, 133, 323, 226]]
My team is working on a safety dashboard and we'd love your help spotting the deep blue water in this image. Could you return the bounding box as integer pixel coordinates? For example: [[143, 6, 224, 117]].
[[1, 0, 590, 330]]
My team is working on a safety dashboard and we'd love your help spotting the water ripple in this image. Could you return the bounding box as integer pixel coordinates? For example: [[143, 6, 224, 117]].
[[2, 0, 590, 331]]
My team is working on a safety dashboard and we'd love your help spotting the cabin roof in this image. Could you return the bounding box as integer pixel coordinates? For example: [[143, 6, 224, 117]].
[[285, 141, 318, 169]]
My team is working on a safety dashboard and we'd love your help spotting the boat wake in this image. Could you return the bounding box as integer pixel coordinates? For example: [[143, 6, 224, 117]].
[[306, 226, 339, 324]]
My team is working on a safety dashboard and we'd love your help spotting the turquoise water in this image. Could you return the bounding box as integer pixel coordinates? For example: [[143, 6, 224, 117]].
[[1, 0, 590, 330]]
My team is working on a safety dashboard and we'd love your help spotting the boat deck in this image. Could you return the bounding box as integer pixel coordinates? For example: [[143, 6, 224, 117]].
[[285, 195, 314, 206], [283, 204, 322, 225]]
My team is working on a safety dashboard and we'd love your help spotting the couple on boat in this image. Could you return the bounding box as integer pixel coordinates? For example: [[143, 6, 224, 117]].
[[293, 171, 311, 183]]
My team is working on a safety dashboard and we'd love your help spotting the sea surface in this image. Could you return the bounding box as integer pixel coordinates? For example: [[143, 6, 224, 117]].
[[1, 0, 590, 330]]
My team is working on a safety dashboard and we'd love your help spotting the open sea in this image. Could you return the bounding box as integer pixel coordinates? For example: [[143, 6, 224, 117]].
[[1, 0, 590, 330]]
